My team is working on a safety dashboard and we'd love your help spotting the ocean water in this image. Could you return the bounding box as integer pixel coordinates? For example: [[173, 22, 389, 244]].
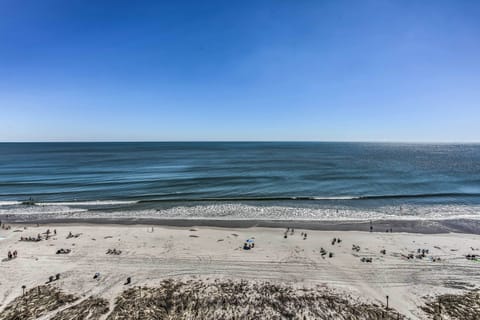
[[0, 142, 479, 221]]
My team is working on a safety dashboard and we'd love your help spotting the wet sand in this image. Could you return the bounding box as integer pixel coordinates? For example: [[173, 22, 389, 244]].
[[5, 216, 480, 234]]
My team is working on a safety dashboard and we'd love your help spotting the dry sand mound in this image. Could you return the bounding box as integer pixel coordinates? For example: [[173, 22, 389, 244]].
[[2, 279, 479, 319], [107, 279, 404, 320], [50, 296, 110, 320], [0, 285, 77, 320], [422, 290, 480, 320]]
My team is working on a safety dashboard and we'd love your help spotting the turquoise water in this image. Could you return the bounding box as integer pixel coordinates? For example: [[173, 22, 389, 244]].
[[0, 142, 479, 220]]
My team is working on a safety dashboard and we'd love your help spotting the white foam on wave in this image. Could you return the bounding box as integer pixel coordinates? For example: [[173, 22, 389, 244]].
[[35, 200, 138, 206], [0, 201, 22, 206], [0, 200, 137, 208], [54, 204, 480, 221], [1, 201, 479, 222], [0, 204, 87, 216], [142, 203, 480, 221], [312, 196, 361, 200]]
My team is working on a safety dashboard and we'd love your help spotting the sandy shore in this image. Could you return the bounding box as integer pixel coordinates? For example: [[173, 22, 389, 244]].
[[1, 223, 480, 319], [6, 216, 480, 234]]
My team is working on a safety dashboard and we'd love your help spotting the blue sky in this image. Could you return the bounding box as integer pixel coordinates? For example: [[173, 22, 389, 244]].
[[1, 0, 479, 142]]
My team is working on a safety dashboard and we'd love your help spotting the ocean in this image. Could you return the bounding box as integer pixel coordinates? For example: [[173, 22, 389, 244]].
[[0, 142, 479, 221]]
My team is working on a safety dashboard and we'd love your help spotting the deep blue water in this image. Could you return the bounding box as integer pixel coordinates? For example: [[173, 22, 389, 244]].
[[0, 142, 479, 220]]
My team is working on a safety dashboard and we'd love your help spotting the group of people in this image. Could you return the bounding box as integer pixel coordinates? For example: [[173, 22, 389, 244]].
[[56, 248, 71, 254], [402, 248, 440, 261], [7, 250, 17, 260], [44, 229, 56, 239], [106, 248, 122, 255], [67, 231, 80, 239], [20, 235, 42, 242], [320, 247, 334, 258], [1, 223, 11, 230], [284, 227, 295, 238], [47, 273, 61, 283], [369, 221, 394, 233], [243, 242, 255, 250], [415, 248, 429, 259], [283, 228, 308, 240], [361, 257, 373, 263], [331, 237, 341, 245], [20, 229, 56, 242]]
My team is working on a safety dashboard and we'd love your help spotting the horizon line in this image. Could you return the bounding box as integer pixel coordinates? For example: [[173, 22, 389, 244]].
[[0, 140, 479, 144]]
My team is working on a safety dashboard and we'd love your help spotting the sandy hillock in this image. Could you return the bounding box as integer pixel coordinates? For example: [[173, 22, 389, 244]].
[[106, 279, 404, 320], [422, 290, 480, 320], [0, 285, 77, 320]]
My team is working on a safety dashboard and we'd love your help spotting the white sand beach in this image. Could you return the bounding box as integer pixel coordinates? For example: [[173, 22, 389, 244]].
[[1, 223, 480, 319]]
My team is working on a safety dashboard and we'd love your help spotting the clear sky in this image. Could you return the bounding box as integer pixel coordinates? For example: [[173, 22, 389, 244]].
[[1, 0, 479, 142]]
